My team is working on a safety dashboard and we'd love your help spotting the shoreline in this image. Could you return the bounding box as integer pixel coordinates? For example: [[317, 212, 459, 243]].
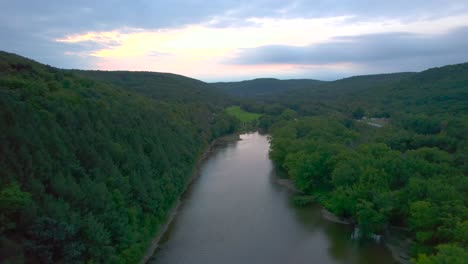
[[274, 177, 410, 264], [139, 133, 240, 264], [141, 133, 410, 264], [273, 177, 352, 225]]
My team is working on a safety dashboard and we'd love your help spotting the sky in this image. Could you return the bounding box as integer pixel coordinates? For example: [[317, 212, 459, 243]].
[[1, 1, 468, 81]]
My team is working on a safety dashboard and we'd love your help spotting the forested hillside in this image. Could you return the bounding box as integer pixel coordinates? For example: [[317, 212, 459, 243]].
[[275, 72, 415, 114], [72, 70, 233, 139], [0, 51, 238, 263], [263, 63, 468, 263], [212, 78, 323, 98], [1, 50, 466, 264], [74, 70, 228, 105], [245, 65, 466, 118]]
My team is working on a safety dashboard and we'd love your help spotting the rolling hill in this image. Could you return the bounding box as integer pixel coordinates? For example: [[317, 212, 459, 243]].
[[211, 78, 324, 98], [74, 70, 229, 106], [228, 64, 467, 117], [0, 51, 238, 263]]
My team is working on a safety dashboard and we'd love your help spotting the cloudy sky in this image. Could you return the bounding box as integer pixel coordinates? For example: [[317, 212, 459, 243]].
[[1, 1, 468, 81]]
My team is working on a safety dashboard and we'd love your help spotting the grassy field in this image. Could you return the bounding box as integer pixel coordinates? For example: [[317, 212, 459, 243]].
[[225, 106, 262, 122]]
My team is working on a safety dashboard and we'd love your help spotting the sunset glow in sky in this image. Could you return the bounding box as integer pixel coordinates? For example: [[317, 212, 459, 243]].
[[2, 1, 468, 81]]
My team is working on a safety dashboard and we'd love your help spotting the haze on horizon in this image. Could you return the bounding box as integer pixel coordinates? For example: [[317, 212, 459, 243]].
[[1, 0, 468, 82]]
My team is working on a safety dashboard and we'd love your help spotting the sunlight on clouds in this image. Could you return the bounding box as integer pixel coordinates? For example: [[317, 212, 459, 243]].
[[56, 16, 358, 60], [57, 31, 127, 44], [55, 14, 468, 80]]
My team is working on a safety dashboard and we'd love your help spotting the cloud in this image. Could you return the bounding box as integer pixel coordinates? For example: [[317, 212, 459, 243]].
[[2, 1, 468, 39], [1, 0, 468, 79], [227, 26, 468, 73]]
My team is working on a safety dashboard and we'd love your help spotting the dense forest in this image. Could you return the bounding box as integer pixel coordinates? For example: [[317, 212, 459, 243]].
[[212, 78, 324, 98], [74, 70, 228, 105], [1, 50, 467, 264], [243, 63, 468, 263], [0, 51, 238, 263]]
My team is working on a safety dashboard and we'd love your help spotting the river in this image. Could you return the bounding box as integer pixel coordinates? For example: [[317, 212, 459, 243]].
[[147, 132, 397, 264]]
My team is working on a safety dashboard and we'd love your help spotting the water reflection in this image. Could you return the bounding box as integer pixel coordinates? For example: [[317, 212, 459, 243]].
[[148, 132, 396, 264]]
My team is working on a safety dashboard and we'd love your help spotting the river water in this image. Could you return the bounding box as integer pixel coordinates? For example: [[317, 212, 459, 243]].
[[148, 132, 396, 264]]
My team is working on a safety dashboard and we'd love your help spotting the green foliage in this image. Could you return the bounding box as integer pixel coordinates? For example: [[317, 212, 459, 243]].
[[415, 244, 468, 264], [212, 78, 323, 98], [292, 195, 315, 206], [352, 107, 365, 119], [1, 51, 467, 263], [225, 106, 262, 123], [211, 112, 240, 138], [74, 69, 229, 106], [0, 183, 31, 213], [220, 63, 467, 120], [0, 51, 237, 263], [267, 63, 467, 261], [27, 217, 85, 263], [0, 183, 32, 234]]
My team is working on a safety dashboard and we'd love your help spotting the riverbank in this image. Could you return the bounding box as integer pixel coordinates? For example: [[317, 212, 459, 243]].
[[142, 132, 400, 264], [274, 176, 411, 264], [273, 177, 352, 225], [139, 133, 241, 264]]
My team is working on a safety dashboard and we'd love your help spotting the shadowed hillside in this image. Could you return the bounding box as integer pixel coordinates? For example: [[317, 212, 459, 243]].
[[0, 51, 238, 263], [74, 70, 229, 106], [212, 78, 324, 98]]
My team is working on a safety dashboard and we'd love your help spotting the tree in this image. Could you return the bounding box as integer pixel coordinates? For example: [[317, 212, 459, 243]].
[[0, 183, 31, 234], [415, 244, 468, 264], [352, 107, 365, 119]]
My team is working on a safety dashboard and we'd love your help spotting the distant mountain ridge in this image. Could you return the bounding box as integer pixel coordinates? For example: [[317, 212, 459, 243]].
[[74, 70, 229, 106], [212, 62, 467, 117], [211, 72, 418, 98], [1, 50, 467, 264], [211, 78, 324, 98]]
